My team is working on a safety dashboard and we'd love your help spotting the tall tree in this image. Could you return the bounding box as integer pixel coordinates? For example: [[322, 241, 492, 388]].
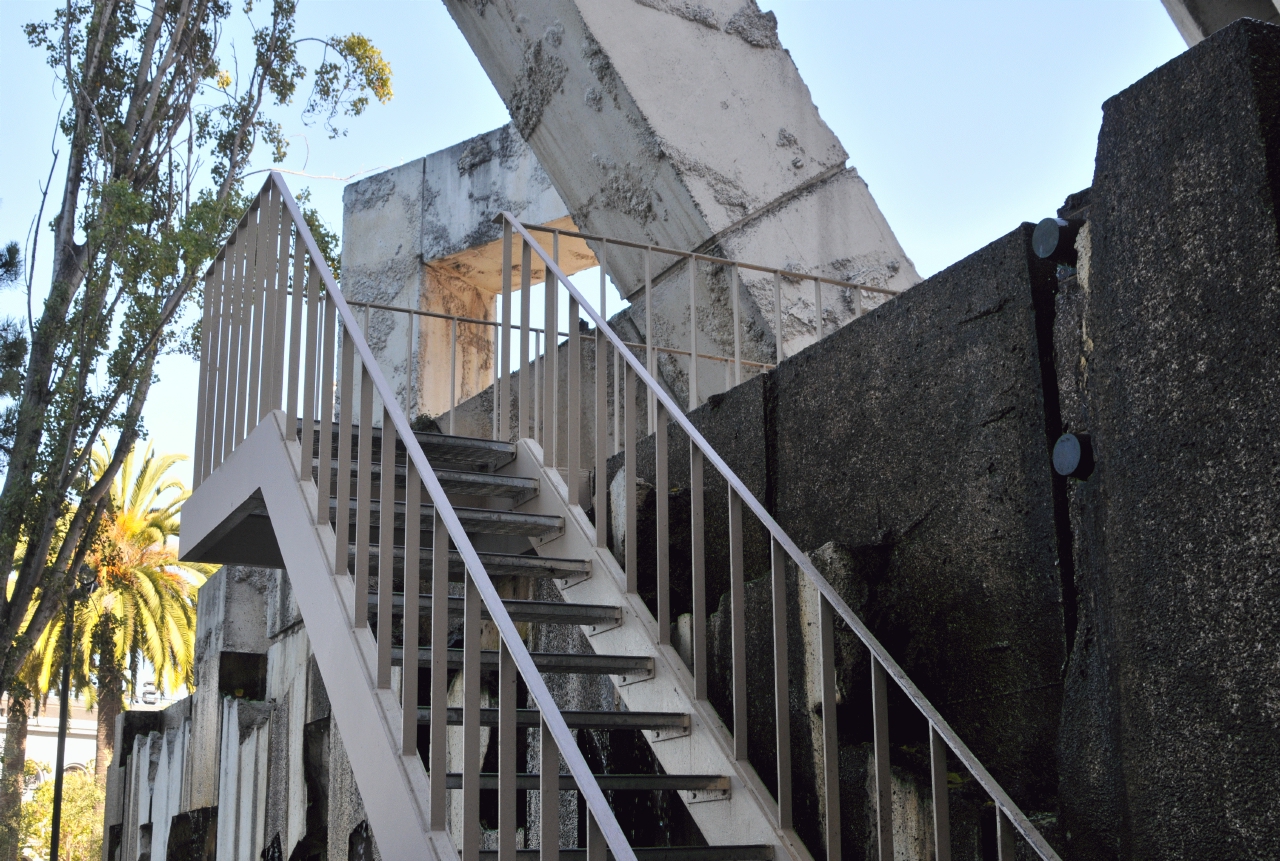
[[0, 0, 390, 717]]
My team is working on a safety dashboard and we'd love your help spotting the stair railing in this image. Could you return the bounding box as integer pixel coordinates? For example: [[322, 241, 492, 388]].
[[192, 172, 641, 861], [497, 212, 1064, 861]]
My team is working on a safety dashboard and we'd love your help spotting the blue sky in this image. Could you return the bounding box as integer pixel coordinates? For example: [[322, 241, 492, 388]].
[[0, 1, 1186, 488]]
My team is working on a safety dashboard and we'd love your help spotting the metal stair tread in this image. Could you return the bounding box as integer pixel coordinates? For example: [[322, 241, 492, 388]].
[[417, 707, 689, 732], [395, 647, 653, 677], [354, 545, 590, 579], [443, 774, 729, 792], [368, 593, 621, 626], [321, 461, 538, 501], [333, 498, 563, 537], [478, 848, 774, 861], [325, 424, 517, 470]]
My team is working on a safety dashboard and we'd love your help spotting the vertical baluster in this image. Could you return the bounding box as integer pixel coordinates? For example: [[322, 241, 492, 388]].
[[732, 265, 742, 386], [316, 299, 336, 525], [854, 286, 864, 318], [550, 233, 561, 466], [498, 642, 517, 861], [814, 278, 824, 340], [334, 327, 355, 576], [429, 510, 450, 827], [624, 363, 637, 593], [543, 268, 556, 468], [595, 247, 608, 548], [872, 657, 893, 861], [728, 487, 747, 761], [691, 444, 707, 699], [286, 216, 306, 429], [377, 414, 396, 687], [773, 270, 784, 364], [256, 185, 282, 420], [540, 717, 560, 861], [269, 189, 291, 414], [207, 253, 229, 473], [819, 598, 841, 861], [406, 310, 417, 417], [771, 537, 792, 829], [233, 208, 258, 446], [520, 239, 532, 439], [585, 809, 605, 861], [493, 320, 500, 441], [245, 198, 267, 429], [354, 365, 374, 628], [688, 258, 698, 410], [613, 344, 621, 456], [462, 575, 482, 861], [930, 727, 951, 861], [645, 248, 655, 434], [996, 810, 1016, 861], [301, 261, 321, 463], [534, 331, 542, 446], [655, 403, 669, 645], [222, 229, 245, 458], [567, 296, 581, 508], [402, 459, 421, 756], [193, 269, 215, 487], [500, 222, 513, 441], [449, 318, 458, 436]]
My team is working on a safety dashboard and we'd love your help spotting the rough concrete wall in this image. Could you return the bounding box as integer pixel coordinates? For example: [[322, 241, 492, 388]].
[[1057, 20, 1280, 859], [442, 0, 919, 387]]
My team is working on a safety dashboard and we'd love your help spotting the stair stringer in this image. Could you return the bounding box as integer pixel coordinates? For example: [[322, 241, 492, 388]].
[[507, 439, 815, 861], [179, 411, 458, 861]]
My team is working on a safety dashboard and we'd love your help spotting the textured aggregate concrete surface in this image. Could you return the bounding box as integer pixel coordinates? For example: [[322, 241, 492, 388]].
[[1057, 19, 1280, 860]]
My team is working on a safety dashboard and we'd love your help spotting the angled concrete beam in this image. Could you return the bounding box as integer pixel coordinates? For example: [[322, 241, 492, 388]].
[[1161, 0, 1280, 45]]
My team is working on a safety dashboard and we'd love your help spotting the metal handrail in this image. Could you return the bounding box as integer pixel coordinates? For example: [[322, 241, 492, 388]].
[[499, 211, 1063, 861], [197, 173, 640, 861]]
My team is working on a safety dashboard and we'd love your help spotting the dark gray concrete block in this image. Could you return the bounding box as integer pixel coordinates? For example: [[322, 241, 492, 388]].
[[772, 225, 1067, 814], [1061, 18, 1280, 859]]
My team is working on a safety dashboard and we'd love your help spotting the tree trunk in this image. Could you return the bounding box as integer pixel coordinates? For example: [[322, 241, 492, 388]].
[[0, 684, 31, 861], [94, 616, 123, 781]]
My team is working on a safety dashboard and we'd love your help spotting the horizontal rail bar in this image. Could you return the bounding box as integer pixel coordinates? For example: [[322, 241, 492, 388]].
[[498, 211, 1060, 861]]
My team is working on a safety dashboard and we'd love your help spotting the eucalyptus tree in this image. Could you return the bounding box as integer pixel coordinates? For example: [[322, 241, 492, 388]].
[[0, 0, 390, 757]]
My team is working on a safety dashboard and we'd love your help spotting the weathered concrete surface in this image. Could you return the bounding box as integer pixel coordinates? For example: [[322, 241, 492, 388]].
[[1058, 20, 1280, 859], [1160, 0, 1280, 46], [343, 125, 597, 420], [443, 0, 918, 395]]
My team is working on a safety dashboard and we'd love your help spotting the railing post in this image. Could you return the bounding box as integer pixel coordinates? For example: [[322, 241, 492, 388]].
[[997, 809, 1017, 861], [520, 237, 532, 439], [624, 362, 637, 593], [567, 296, 581, 508], [269, 186, 292, 415], [689, 257, 698, 409], [645, 248, 655, 434], [500, 221, 512, 441], [354, 364, 374, 628], [193, 266, 218, 488], [543, 269, 557, 469], [595, 245, 608, 548], [286, 215, 306, 428], [462, 574, 482, 861], [499, 642, 518, 861], [930, 726, 952, 861], [540, 717, 560, 861], [403, 459, 421, 757], [377, 413, 396, 688], [449, 317, 458, 437], [245, 197, 267, 430], [729, 487, 747, 761], [771, 537, 792, 829], [814, 277, 824, 340], [655, 402, 669, 645], [232, 209, 256, 447], [774, 270, 784, 364], [301, 260, 321, 457], [819, 597, 840, 861], [316, 299, 336, 525], [872, 656, 893, 861], [732, 264, 742, 387], [691, 443, 707, 700], [429, 510, 450, 828]]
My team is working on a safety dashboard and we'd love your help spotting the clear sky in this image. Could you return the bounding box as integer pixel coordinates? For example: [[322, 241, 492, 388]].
[[0, 1, 1186, 491]]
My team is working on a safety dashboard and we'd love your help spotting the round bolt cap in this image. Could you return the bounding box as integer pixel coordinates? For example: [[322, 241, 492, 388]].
[[1053, 432, 1094, 479]]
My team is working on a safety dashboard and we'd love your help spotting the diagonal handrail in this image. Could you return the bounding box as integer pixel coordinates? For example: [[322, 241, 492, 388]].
[[269, 175, 640, 861], [499, 211, 1063, 861]]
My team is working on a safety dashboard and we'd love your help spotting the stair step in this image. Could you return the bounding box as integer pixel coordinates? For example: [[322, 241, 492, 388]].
[[443, 774, 729, 792], [396, 648, 653, 680], [323, 425, 517, 471], [480, 848, 774, 861], [322, 462, 539, 502], [417, 708, 689, 733], [334, 499, 563, 539], [355, 546, 590, 580], [369, 594, 620, 627]]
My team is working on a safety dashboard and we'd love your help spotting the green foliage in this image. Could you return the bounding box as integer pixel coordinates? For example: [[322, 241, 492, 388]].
[[20, 766, 104, 861], [0, 243, 20, 288]]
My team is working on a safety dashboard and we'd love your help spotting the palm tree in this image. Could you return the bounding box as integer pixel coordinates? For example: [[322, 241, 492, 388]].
[[15, 442, 212, 781]]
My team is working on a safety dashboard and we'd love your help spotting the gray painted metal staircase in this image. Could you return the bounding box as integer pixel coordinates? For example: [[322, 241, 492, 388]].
[[180, 173, 1063, 861]]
